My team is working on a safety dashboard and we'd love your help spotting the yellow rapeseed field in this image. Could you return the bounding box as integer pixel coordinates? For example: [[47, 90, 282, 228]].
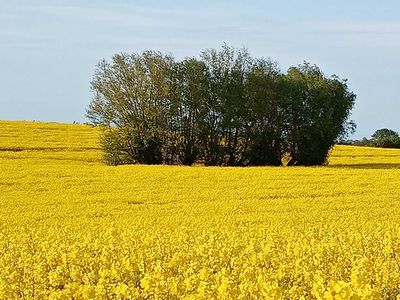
[[1, 120, 400, 299]]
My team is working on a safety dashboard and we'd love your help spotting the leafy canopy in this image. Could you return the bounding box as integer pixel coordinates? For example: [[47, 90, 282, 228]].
[[87, 45, 356, 166]]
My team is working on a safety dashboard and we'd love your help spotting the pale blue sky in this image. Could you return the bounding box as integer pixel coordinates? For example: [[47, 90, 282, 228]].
[[1, 0, 399, 138]]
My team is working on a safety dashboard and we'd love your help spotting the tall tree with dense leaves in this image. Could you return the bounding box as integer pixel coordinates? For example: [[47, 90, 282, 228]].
[[169, 58, 210, 165], [282, 63, 356, 165], [198, 45, 252, 165], [371, 128, 400, 148], [245, 58, 283, 165], [87, 51, 175, 165]]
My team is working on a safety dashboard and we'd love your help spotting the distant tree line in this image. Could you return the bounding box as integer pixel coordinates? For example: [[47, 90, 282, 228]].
[[340, 128, 400, 148], [87, 45, 356, 166]]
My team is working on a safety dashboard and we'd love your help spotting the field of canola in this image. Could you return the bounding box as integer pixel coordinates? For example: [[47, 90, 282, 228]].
[[1, 120, 400, 299]]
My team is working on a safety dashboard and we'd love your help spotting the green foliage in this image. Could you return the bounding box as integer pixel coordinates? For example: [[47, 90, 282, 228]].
[[283, 63, 356, 165], [371, 128, 400, 148], [100, 130, 133, 166], [87, 46, 356, 166]]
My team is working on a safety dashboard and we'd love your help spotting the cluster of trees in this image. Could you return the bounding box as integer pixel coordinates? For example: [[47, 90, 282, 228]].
[[342, 128, 400, 148], [87, 45, 356, 166]]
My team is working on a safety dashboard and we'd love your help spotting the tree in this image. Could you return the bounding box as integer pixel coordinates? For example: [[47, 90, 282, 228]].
[[371, 128, 400, 148], [169, 58, 209, 165], [282, 63, 356, 166], [87, 51, 175, 165], [199, 45, 253, 166], [87, 47, 356, 166], [198, 46, 284, 166], [245, 58, 283, 166]]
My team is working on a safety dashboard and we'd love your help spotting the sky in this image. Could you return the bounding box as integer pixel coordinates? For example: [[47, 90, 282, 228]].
[[1, 0, 399, 138]]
